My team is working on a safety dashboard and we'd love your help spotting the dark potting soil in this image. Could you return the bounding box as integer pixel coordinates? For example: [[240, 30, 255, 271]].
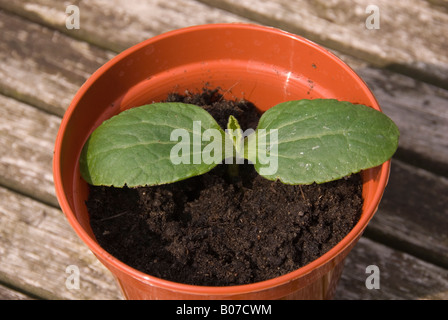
[[86, 89, 363, 286]]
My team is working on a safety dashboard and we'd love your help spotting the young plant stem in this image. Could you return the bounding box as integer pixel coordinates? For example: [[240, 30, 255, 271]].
[[299, 185, 307, 201], [227, 162, 239, 180], [226, 116, 243, 181]]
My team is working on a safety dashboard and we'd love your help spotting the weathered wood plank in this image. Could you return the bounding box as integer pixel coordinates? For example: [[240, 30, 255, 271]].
[[0, 284, 34, 300], [2, 8, 447, 173], [1, 179, 446, 300], [6, 0, 447, 90], [335, 237, 448, 300], [0, 10, 115, 116], [366, 160, 448, 269], [0, 94, 60, 207], [0, 0, 252, 53], [424, 0, 448, 12], [198, 0, 448, 89], [0, 186, 122, 300]]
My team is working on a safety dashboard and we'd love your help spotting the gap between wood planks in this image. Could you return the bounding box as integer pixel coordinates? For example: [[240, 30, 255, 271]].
[[1, 0, 447, 90], [196, 0, 448, 90], [0, 282, 38, 300]]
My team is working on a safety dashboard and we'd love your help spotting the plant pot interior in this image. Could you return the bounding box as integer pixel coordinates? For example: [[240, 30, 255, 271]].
[[85, 88, 364, 286]]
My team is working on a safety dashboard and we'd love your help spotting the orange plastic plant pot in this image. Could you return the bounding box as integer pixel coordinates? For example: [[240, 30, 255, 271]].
[[53, 23, 390, 300]]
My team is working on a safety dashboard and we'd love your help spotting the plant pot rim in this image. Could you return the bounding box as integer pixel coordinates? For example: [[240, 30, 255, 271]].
[[53, 22, 390, 297]]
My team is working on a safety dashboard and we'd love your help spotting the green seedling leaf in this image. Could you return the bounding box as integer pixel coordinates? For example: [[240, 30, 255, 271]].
[[227, 115, 243, 157], [80, 99, 399, 188], [79, 102, 225, 187], [252, 99, 399, 184]]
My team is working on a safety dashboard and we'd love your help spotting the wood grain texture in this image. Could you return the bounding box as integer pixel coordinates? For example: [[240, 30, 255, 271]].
[[367, 160, 448, 269], [0, 0, 252, 53], [424, 0, 448, 12], [0, 10, 115, 116], [335, 237, 448, 300], [0, 284, 34, 300], [0, 186, 122, 300], [0, 94, 60, 207], [198, 0, 448, 88]]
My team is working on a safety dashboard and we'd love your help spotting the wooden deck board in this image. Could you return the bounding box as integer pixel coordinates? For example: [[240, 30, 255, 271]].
[[0, 284, 35, 300], [0, 0, 252, 53], [0, 94, 60, 207], [197, 0, 448, 89], [0, 186, 122, 300], [0, 10, 115, 116], [0, 1, 447, 300], [368, 161, 448, 269], [3, 0, 447, 89]]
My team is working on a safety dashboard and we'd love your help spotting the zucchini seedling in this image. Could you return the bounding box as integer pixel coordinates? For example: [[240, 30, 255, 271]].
[[79, 99, 399, 187]]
